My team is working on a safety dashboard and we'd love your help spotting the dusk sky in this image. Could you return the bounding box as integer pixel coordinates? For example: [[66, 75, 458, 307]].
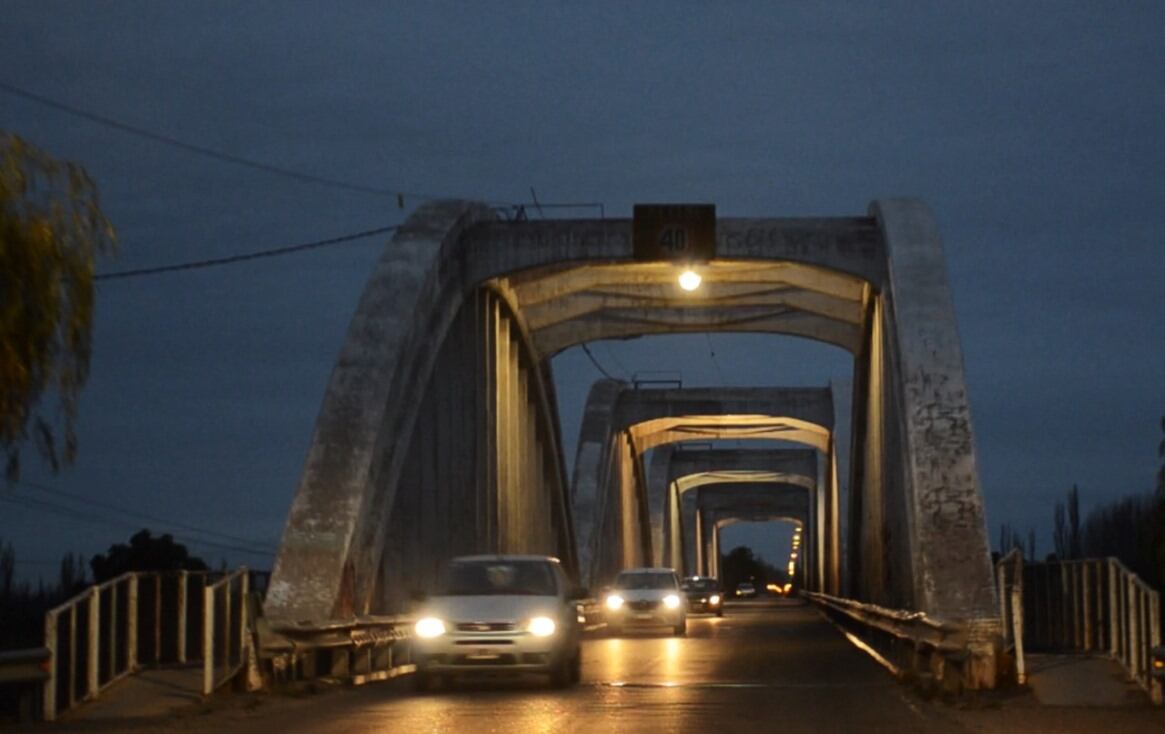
[[1, 2, 1162, 581]]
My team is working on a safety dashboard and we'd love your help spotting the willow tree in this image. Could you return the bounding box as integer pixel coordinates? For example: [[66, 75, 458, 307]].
[[0, 132, 115, 481]]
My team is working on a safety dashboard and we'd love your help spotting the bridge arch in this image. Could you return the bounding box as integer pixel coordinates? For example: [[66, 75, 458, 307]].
[[267, 199, 996, 626], [571, 383, 839, 591]]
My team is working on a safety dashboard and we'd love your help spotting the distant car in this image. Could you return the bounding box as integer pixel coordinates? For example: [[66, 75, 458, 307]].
[[735, 582, 757, 598], [604, 568, 687, 636], [410, 555, 586, 691], [681, 576, 724, 616]]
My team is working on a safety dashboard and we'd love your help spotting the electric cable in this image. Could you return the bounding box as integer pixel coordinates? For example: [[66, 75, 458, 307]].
[[0, 80, 498, 204], [16, 480, 276, 552], [93, 224, 398, 280], [579, 343, 618, 380], [0, 492, 274, 558]]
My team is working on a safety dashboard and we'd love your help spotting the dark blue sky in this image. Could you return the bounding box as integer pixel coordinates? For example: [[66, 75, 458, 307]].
[[2, 2, 1162, 579]]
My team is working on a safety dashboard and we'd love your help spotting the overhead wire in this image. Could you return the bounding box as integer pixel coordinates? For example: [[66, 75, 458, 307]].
[[0, 80, 496, 204], [0, 489, 275, 558], [0, 80, 607, 216], [15, 480, 275, 552], [93, 224, 398, 280], [705, 332, 729, 385], [579, 343, 618, 380]]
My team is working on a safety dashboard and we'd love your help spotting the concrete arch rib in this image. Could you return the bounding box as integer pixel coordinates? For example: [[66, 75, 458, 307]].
[[267, 201, 498, 622], [862, 199, 995, 619]]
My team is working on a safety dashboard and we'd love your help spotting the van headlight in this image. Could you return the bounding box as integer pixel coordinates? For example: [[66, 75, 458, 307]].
[[709, 594, 721, 605], [606, 594, 625, 611], [528, 616, 556, 637], [415, 617, 446, 639], [663, 594, 681, 609]]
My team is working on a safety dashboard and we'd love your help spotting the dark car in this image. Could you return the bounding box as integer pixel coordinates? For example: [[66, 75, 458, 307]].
[[681, 576, 723, 616]]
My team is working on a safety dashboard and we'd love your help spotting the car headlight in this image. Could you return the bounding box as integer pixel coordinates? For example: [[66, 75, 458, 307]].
[[663, 594, 681, 609], [606, 594, 625, 611], [415, 617, 446, 639], [528, 616, 556, 637], [709, 594, 721, 605]]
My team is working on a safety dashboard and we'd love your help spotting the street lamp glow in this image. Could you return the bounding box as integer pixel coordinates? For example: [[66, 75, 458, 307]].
[[678, 269, 702, 291]]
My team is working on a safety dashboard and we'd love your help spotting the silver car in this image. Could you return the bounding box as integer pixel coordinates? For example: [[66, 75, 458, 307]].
[[411, 555, 585, 690], [604, 567, 687, 636]]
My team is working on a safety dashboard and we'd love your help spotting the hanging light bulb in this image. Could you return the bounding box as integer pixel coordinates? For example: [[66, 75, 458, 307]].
[[678, 269, 702, 291]]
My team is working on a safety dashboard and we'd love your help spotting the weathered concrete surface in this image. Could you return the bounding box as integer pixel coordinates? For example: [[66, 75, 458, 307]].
[[864, 199, 996, 621]]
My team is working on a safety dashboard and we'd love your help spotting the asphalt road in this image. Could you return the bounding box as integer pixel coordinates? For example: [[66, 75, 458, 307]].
[[38, 599, 1165, 734]]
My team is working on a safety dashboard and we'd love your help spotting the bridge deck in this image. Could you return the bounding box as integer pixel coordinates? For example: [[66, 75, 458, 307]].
[[53, 600, 1162, 733]]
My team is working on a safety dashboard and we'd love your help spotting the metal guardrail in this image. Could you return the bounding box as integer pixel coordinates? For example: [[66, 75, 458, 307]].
[[260, 614, 416, 686], [802, 590, 1001, 691], [802, 591, 963, 652], [1016, 556, 1162, 703], [256, 597, 604, 687], [36, 568, 260, 721]]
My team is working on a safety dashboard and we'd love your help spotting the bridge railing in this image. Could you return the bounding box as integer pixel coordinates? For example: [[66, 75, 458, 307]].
[[36, 568, 262, 721], [202, 568, 251, 695], [259, 615, 415, 686], [1017, 557, 1162, 703], [801, 590, 1001, 692]]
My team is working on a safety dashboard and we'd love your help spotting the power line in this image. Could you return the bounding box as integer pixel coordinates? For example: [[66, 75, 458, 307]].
[[579, 343, 619, 380], [93, 224, 398, 280], [601, 342, 632, 378], [1, 80, 608, 216], [0, 492, 274, 558], [16, 481, 275, 552], [0, 80, 491, 204]]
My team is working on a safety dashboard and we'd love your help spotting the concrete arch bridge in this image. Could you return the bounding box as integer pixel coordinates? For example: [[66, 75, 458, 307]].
[[264, 199, 996, 633]]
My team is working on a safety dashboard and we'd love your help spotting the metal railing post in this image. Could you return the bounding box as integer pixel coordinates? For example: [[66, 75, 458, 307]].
[[1150, 591, 1162, 705], [239, 571, 250, 669], [203, 582, 215, 695], [154, 574, 162, 664], [1082, 562, 1093, 651], [109, 582, 118, 681], [43, 611, 58, 721], [127, 575, 139, 672], [177, 571, 188, 664], [86, 587, 99, 699], [1129, 576, 1140, 681], [67, 605, 77, 709], [1012, 577, 1025, 684]]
